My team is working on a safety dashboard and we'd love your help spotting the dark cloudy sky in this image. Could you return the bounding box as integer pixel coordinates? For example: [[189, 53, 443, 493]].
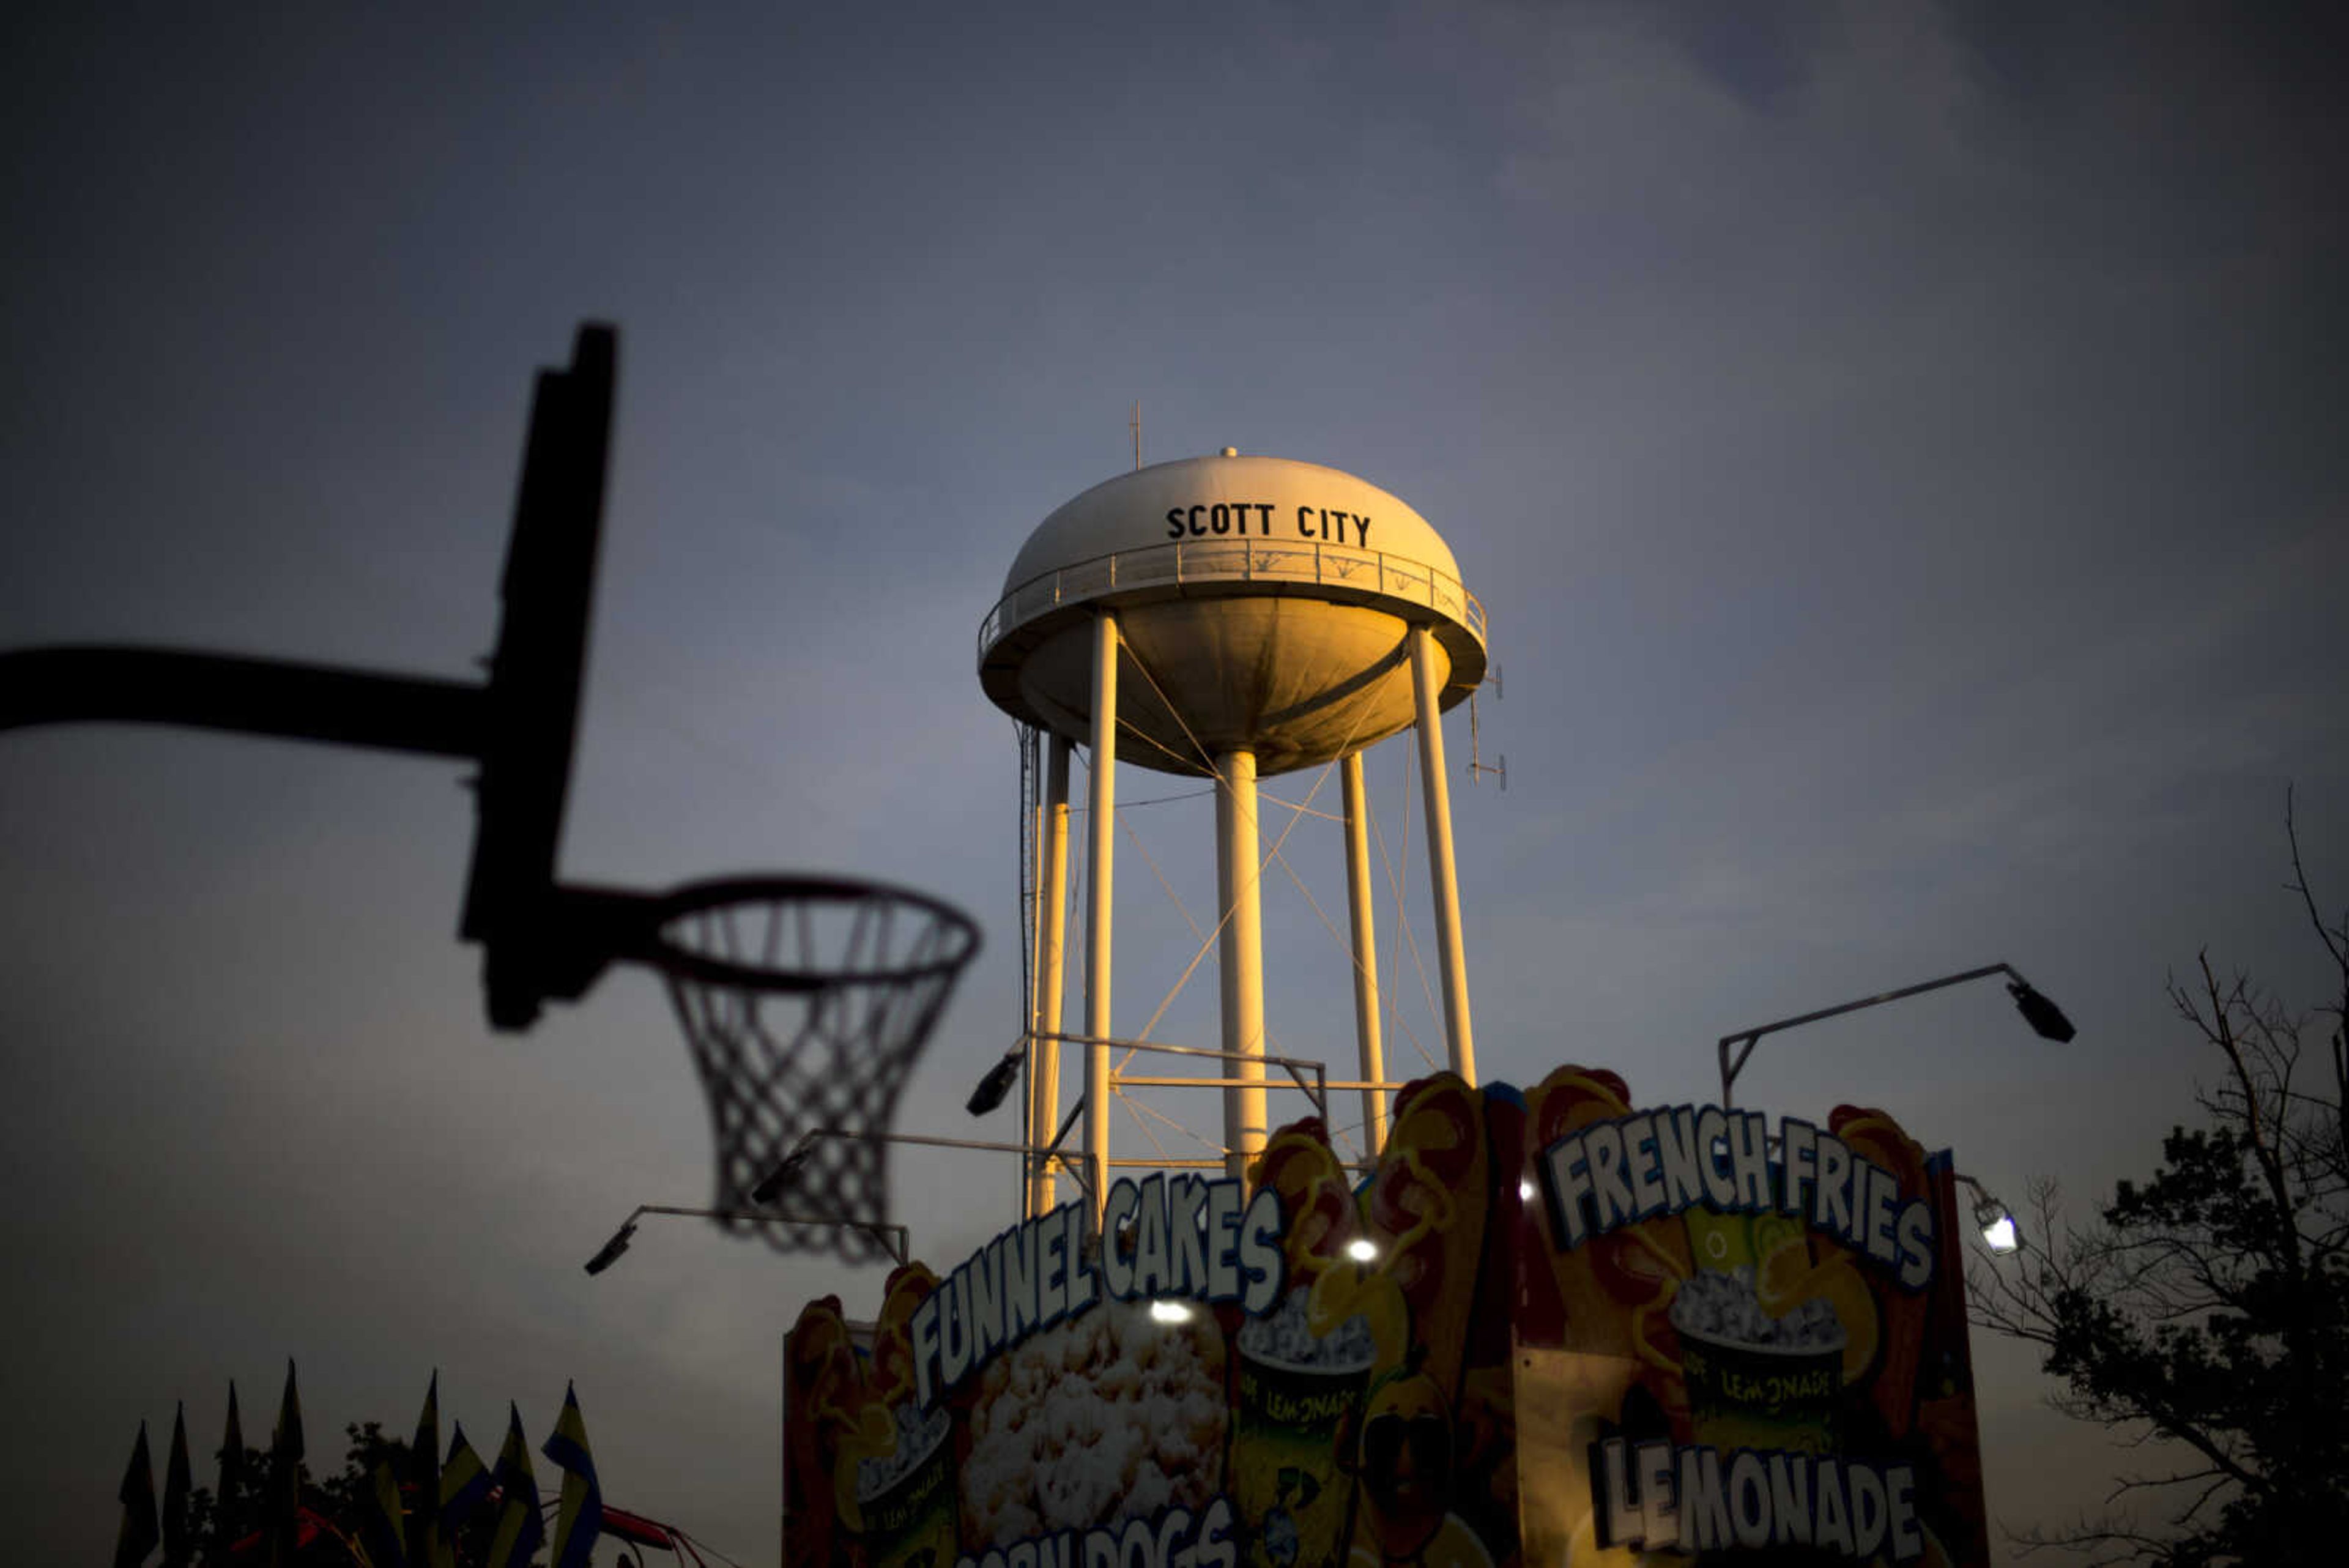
[[5, 4, 2344, 1562]]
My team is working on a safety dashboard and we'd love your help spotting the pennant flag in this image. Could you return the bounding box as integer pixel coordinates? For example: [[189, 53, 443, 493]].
[[115, 1421, 160, 1568], [267, 1361, 305, 1568], [215, 1382, 247, 1551], [430, 1424, 488, 1568], [406, 1373, 442, 1568], [437, 1423, 493, 1535], [162, 1403, 193, 1567], [482, 1405, 543, 1568], [541, 1383, 603, 1568], [360, 1459, 408, 1568]]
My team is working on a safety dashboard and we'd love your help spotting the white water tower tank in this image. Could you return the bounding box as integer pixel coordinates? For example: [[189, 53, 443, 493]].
[[977, 450, 1486, 1217], [978, 452, 1485, 773]]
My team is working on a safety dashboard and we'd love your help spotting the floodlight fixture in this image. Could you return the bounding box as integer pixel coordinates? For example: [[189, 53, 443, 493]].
[[1718, 960, 2075, 1107], [1345, 1237, 1380, 1263], [582, 1221, 637, 1276], [1956, 1174, 2022, 1256], [2007, 979, 2076, 1043], [752, 1136, 818, 1206], [967, 1046, 1025, 1117]]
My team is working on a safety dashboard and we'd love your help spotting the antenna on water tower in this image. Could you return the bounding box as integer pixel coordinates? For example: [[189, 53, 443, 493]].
[[976, 450, 1488, 1224], [1468, 663, 1505, 790]]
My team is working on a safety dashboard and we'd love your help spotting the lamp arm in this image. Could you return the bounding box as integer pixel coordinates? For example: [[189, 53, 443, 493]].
[[1718, 962, 2025, 1106], [589, 1201, 907, 1269]]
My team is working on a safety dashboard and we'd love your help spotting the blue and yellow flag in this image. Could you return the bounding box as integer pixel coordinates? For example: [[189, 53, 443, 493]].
[[215, 1383, 246, 1551], [114, 1421, 159, 1568], [360, 1460, 407, 1568], [439, 1423, 492, 1533], [162, 1403, 193, 1568], [407, 1374, 442, 1568], [541, 1383, 603, 1568], [483, 1405, 543, 1568], [267, 1361, 305, 1568]]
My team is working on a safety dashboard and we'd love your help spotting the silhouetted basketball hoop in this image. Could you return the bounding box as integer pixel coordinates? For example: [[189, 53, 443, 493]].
[[1, 323, 983, 1263], [637, 875, 980, 1261]]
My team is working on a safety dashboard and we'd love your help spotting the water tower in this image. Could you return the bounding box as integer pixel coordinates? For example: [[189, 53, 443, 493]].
[[977, 450, 1486, 1219]]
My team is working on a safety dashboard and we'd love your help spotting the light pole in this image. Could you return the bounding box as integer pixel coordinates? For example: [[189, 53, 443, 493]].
[[1717, 961, 2075, 1108], [581, 1203, 908, 1274]]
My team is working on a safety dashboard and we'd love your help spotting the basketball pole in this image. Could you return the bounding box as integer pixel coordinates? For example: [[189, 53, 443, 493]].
[[1215, 747, 1268, 1181], [1084, 611, 1119, 1228], [1340, 749, 1389, 1153], [1411, 624, 1477, 1085]]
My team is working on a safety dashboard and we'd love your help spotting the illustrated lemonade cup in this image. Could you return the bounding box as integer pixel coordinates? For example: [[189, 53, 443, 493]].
[[1233, 1294, 1378, 1568], [1669, 1265, 1846, 1456], [854, 1402, 958, 1568]]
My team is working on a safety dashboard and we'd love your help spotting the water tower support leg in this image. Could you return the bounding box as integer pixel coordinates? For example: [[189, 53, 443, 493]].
[[1085, 613, 1120, 1227], [1030, 735, 1073, 1217], [1341, 749, 1389, 1154], [1409, 625, 1478, 1085], [1217, 748, 1268, 1180]]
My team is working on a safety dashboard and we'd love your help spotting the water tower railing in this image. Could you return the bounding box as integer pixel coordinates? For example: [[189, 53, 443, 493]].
[[978, 538, 1485, 659], [1021, 1028, 1430, 1177]]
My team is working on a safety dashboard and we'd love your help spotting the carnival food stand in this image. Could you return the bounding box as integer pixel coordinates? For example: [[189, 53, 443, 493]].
[[785, 1067, 1989, 1568]]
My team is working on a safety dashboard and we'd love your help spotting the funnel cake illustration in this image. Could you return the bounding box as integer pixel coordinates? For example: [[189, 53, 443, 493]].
[[961, 1296, 1227, 1546]]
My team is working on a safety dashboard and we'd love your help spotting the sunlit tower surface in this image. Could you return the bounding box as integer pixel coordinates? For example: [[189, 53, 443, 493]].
[[977, 450, 1487, 1220]]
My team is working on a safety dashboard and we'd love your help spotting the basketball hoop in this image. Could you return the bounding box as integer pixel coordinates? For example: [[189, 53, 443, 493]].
[[0, 323, 985, 1271], [636, 875, 981, 1261]]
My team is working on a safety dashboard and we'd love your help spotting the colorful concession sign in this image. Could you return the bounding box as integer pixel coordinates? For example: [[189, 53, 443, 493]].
[[784, 1069, 1991, 1568]]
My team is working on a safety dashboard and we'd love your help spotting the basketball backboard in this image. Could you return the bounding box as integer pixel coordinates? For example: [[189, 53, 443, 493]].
[[458, 322, 614, 1030]]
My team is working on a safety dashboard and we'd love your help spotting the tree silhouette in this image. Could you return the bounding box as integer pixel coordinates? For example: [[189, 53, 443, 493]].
[[1972, 798, 2348, 1563]]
